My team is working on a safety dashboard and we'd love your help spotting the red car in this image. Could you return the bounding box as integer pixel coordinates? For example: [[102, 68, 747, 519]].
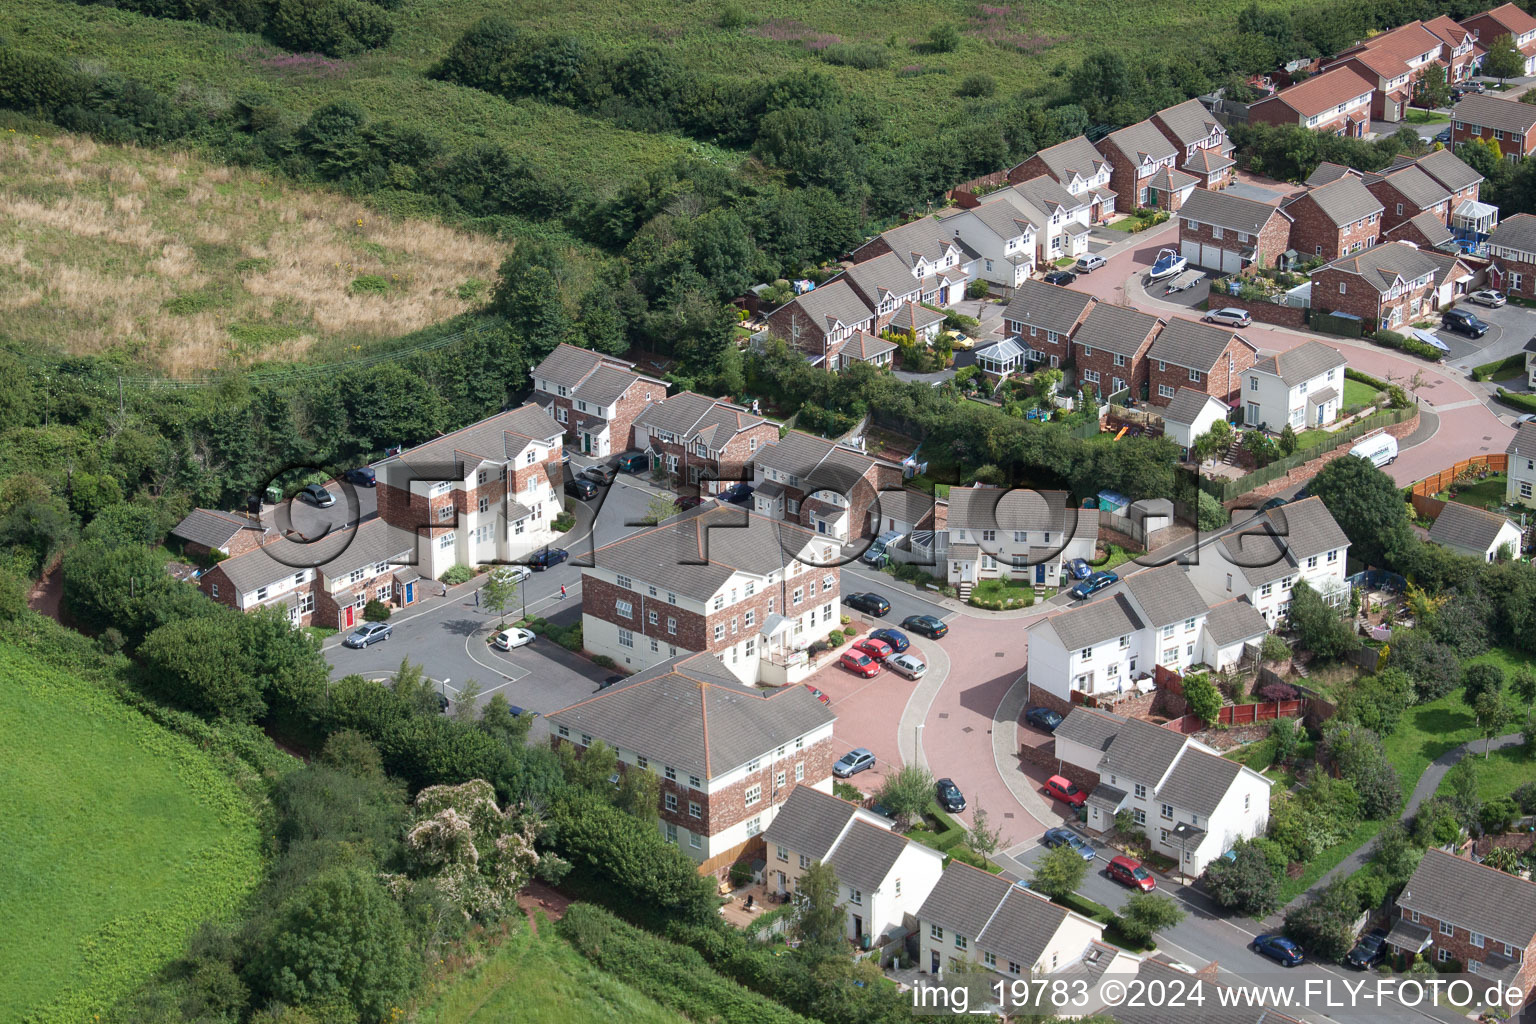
[[851, 637, 893, 662], [804, 684, 830, 705], [1044, 774, 1087, 808], [840, 651, 881, 678], [1107, 855, 1156, 891]]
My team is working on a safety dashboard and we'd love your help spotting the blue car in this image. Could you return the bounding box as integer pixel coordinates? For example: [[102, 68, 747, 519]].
[[1065, 558, 1092, 581], [868, 628, 910, 653], [721, 483, 755, 505], [1252, 934, 1305, 967], [1069, 571, 1118, 600], [1024, 706, 1064, 732], [1041, 827, 1096, 862]]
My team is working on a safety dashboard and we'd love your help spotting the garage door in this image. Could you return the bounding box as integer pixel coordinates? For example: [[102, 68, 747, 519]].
[[1220, 248, 1242, 274], [1181, 240, 1201, 268]]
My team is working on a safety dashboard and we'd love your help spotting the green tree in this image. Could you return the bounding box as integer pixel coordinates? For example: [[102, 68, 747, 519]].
[[1202, 838, 1281, 916], [1284, 876, 1362, 961], [1181, 673, 1223, 726], [1463, 662, 1505, 708], [1277, 423, 1298, 457], [451, 678, 483, 723], [791, 859, 846, 966], [1320, 721, 1400, 819], [1260, 633, 1289, 665], [616, 765, 661, 823], [875, 763, 934, 832], [1414, 61, 1450, 111], [927, 24, 960, 53], [1287, 579, 1359, 661], [1484, 33, 1525, 85], [1473, 690, 1514, 758], [1196, 490, 1227, 531], [642, 492, 684, 525], [1192, 419, 1232, 463], [1512, 666, 1536, 732], [1031, 843, 1089, 901], [1115, 891, 1185, 944], [139, 614, 265, 723], [1446, 757, 1482, 828], [967, 804, 1004, 869], [1480, 796, 1519, 834], [1310, 454, 1413, 568], [1367, 824, 1423, 892], [481, 567, 519, 625], [1483, 844, 1523, 873]]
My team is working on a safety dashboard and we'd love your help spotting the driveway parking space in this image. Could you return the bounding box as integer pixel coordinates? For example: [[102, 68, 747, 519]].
[[1437, 298, 1533, 373], [279, 476, 378, 538], [802, 647, 927, 799], [1224, 181, 1285, 204]]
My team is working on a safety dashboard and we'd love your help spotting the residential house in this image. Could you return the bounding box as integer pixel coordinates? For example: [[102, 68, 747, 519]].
[[1100, 120, 1181, 211], [1001, 279, 1097, 369], [1177, 188, 1295, 275], [1451, 92, 1536, 159], [374, 402, 566, 578], [1007, 135, 1118, 221], [955, 177, 1093, 267], [1428, 501, 1523, 561], [1485, 213, 1536, 300], [1247, 66, 1376, 137], [762, 785, 946, 947], [546, 652, 837, 874], [1391, 148, 1492, 241], [943, 196, 1039, 289], [1152, 98, 1236, 191], [1507, 421, 1536, 507], [943, 486, 1098, 592], [1461, 2, 1536, 76], [842, 251, 925, 332], [1157, 387, 1231, 455], [1305, 161, 1361, 187], [830, 330, 897, 370], [848, 217, 976, 307], [1383, 210, 1457, 250], [868, 487, 941, 538], [579, 505, 842, 685], [1327, 21, 1447, 123], [1312, 241, 1471, 332], [886, 300, 948, 344], [630, 391, 778, 493], [1240, 340, 1348, 432], [1423, 14, 1485, 82], [1199, 597, 1274, 670], [916, 861, 1108, 978], [751, 430, 904, 542], [764, 280, 877, 368], [1280, 176, 1384, 260], [1053, 707, 1273, 875], [1387, 848, 1536, 1000], [530, 344, 666, 457], [1187, 496, 1352, 624], [1363, 163, 1453, 231], [1147, 317, 1259, 408], [171, 507, 273, 560], [1072, 303, 1163, 402]]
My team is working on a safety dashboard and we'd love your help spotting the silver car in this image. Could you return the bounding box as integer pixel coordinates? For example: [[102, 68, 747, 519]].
[[1204, 307, 1252, 328], [1468, 289, 1506, 307], [1075, 253, 1106, 273], [887, 653, 927, 679]]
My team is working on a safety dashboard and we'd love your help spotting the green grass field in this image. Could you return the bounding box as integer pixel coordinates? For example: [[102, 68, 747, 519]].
[[0, 643, 263, 1023], [415, 917, 690, 1024], [1341, 377, 1380, 410]]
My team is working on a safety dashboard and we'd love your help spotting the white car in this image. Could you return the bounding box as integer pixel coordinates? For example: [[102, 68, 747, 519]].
[[1204, 307, 1252, 328], [493, 565, 532, 585], [492, 627, 536, 651], [1468, 289, 1507, 308], [887, 653, 927, 679]]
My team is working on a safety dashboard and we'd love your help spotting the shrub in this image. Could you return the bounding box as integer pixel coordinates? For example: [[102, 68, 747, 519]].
[[718, 2, 750, 29], [591, 654, 616, 669], [362, 599, 391, 622], [552, 510, 576, 532], [820, 44, 890, 69], [268, 0, 395, 57], [1480, 796, 1519, 834], [957, 74, 996, 98], [350, 274, 391, 295], [728, 861, 753, 887], [1513, 781, 1536, 814], [927, 24, 960, 52], [966, 278, 990, 299], [439, 565, 475, 586], [1260, 682, 1298, 702], [1369, 328, 1442, 361]]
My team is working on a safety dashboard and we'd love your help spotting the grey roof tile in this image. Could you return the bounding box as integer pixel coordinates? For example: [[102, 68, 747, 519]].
[[1367, 164, 1452, 210], [1074, 303, 1163, 359], [774, 279, 874, 333], [533, 342, 609, 389], [1120, 563, 1209, 628], [1488, 212, 1536, 256], [1104, 119, 1178, 165], [636, 391, 763, 444], [1157, 747, 1248, 817], [1217, 496, 1350, 587], [1202, 598, 1270, 646], [1398, 849, 1536, 950], [1395, 148, 1483, 194], [843, 251, 923, 305], [1149, 165, 1199, 192], [1053, 706, 1125, 754], [1451, 92, 1536, 135], [1100, 716, 1189, 782], [1428, 501, 1517, 552], [1285, 176, 1383, 227], [1159, 387, 1225, 426], [1148, 317, 1252, 373], [888, 301, 947, 332], [1039, 594, 1144, 652], [761, 784, 858, 861], [393, 402, 563, 472], [840, 330, 897, 362], [755, 431, 895, 494], [827, 819, 910, 892], [1177, 188, 1288, 235], [967, 197, 1039, 241], [1025, 135, 1112, 185], [978, 886, 1077, 971], [1250, 340, 1345, 386], [872, 488, 937, 527], [878, 217, 970, 268], [1154, 99, 1227, 148], [1506, 421, 1536, 459], [916, 861, 1015, 942], [573, 363, 644, 407], [1007, 176, 1087, 217], [1318, 241, 1461, 294], [1385, 211, 1454, 247], [1305, 161, 1359, 187], [172, 508, 266, 550], [1002, 280, 1096, 336], [213, 518, 413, 594]]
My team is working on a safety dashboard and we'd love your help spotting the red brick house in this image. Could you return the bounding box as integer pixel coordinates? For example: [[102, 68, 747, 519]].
[[1147, 318, 1259, 408], [1072, 303, 1163, 402], [1152, 98, 1236, 191], [1248, 66, 1375, 136], [1423, 14, 1484, 83], [841, 251, 923, 332], [1099, 120, 1180, 211], [1387, 848, 1536, 1002], [1001, 279, 1097, 369], [1280, 176, 1384, 260], [1362, 163, 1453, 231], [1392, 148, 1486, 211], [1485, 213, 1536, 299], [171, 507, 273, 560], [630, 391, 779, 494], [1451, 92, 1536, 159], [546, 651, 838, 876], [1461, 3, 1536, 77], [764, 279, 877, 369], [1311, 240, 1471, 330], [1177, 188, 1294, 274], [530, 343, 667, 457], [1007, 135, 1118, 221], [1382, 210, 1456, 250], [1327, 21, 1447, 123], [751, 430, 903, 543]]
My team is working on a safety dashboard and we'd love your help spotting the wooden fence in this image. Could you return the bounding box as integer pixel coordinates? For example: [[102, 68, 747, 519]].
[[1409, 453, 1508, 498], [1163, 699, 1306, 734]]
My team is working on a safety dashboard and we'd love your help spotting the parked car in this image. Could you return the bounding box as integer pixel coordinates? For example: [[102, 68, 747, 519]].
[[342, 622, 391, 648], [1204, 307, 1252, 328], [495, 565, 533, 585], [803, 684, 830, 705], [851, 637, 893, 662], [598, 674, 624, 690], [528, 547, 569, 570], [1345, 928, 1389, 969], [343, 467, 376, 487], [1252, 934, 1305, 967], [1065, 558, 1092, 581], [1257, 495, 1289, 512], [1442, 307, 1490, 338], [1434, 127, 1452, 144], [840, 651, 881, 678], [832, 748, 876, 777], [1043, 270, 1077, 286], [901, 614, 948, 639], [299, 483, 336, 507], [1042, 827, 1096, 862], [1106, 855, 1157, 891], [565, 478, 599, 501], [1044, 774, 1087, 808], [887, 652, 927, 679], [1468, 289, 1507, 307], [677, 495, 706, 510], [584, 463, 618, 486], [1024, 706, 1064, 732], [616, 451, 649, 473], [720, 483, 755, 505], [844, 592, 890, 617], [1069, 571, 1118, 600], [936, 777, 966, 813], [492, 627, 535, 650], [947, 332, 976, 350], [868, 628, 909, 653], [1076, 253, 1107, 273]]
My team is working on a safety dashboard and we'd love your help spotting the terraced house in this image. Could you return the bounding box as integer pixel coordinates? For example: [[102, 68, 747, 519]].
[[1362, 162, 1453, 232], [840, 251, 925, 332], [1461, 2, 1536, 76], [1422, 14, 1484, 82], [943, 486, 1098, 595], [530, 343, 666, 457], [1000, 279, 1098, 370], [1506, 421, 1536, 507], [1007, 134, 1118, 221], [1485, 213, 1536, 301], [546, 652, 837, 876], [954, 176, 1093, 268], [1247, 65, 1376, 137], [1152, 98, 1236, 191], [750, 430, 903, 543], [1312, 240, 1471, 331], [1072, 302, 1163, 402], [1188, 496, 1351, 624], [1327, 20, 1447, 124], [630, 391, 778, 494]]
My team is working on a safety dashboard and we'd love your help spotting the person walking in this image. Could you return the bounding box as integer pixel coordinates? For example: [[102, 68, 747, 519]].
[[560, 584, 567, 599], [474, 590, 480, 607]]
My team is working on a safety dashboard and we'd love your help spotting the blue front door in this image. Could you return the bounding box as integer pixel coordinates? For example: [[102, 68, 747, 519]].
[[1036, 563, 1046, 584], [404, 581, 414, 604]]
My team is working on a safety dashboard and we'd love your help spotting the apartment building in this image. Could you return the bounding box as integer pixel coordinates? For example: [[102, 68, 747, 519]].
[[530, 344, 666, 457], [943, 486, 1098, 592], [1007, 134, 1118, 220], [1327, 20, 1447, 123], [1000, 279, 1097, 369], [1187, 496, 1351, 624], [1248, 66, 1375, 136], [1152, 98, 1236, 191], [751, 430, 904, 543]]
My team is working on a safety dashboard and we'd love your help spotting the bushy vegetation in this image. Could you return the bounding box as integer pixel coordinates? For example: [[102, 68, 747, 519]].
[[73, 0, 396, 56]]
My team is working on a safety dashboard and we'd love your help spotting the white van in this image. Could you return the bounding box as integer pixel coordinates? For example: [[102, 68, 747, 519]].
[[1349, 433, 1397, 468], [862, 530, 905, 565]]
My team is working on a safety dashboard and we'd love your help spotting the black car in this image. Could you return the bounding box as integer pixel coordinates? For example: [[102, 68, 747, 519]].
[[1024, 706, 1064, 732], [598, 674, 625, 691], [720, 483, 755, 505], [343, 467, 376, 487], [936, 777, 966, 813], [565, 478, 599, 501], [867, 628, 909, 653], [1345, 928, 1388, 969], [844, 592, 890, 617], [584, 463, 618, 486], [616, 451, 649, 474], [1257, 495, 1289, 512], [1043, 270, 1077, 286], [528, 547, 569, 571], [1442, 308, 1489, 338], [901, 614, 948, 639]]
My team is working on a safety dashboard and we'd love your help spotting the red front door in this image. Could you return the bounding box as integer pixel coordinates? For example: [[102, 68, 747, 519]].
[[343, 605, 354, 629]]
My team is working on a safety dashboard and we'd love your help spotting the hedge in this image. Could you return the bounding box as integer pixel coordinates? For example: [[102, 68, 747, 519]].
[[1344, 367, 1390, 391], [1495, 388, 1536, 414], [1472, 354, 1527, 382], [1366, 329, 1442, 361]]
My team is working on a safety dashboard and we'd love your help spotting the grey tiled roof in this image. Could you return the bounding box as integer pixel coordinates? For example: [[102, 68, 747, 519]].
[[1367, 164, 1452, 210], [1008, 176, 1086, 217], [1385, 211, 1454, 247], [1428, 501, 1517, 553], [878, 216, 968, 268], [548, 654, 836, 779], [827, 819, 911, 892], [967, 196, 1038, 241], [1148, 165, 1198, 193], [1026, 135, 1111, 184], [635, 391, 763, 444], [172, 508, 266, 551], [1002, 280, 1096, 336], [980, 885, 1079, 972], [1053, 706, 1125, 754], [1202, 598, 1270, 646], [1177, 188, 1287, 235], [394, 402, 563, 471], [1398, 849, 1536, 950], [1305, 161, 1359, 187], [1074, 303, 1163, 359], [1506, 421, 1536, 459], [1452, 92, 1536, 135], [1488, 212, 1536, 256], [1217, 496, 1350, 587], [843, 251, 922, 304], [533, 342, 611, 389], [1038, 593, 1144, 652], [916, 861, 1015, 944], [1154, 98, 1226, 148], [1099, 716, 1189, 783], [1285, 176, 1383, 227], [1157, 747, 1249, 817], [213, 518, 414, 594], [840, 331, 897, 362], [575, 363, 646, 407], [887, 301, 946, 332], [1120, 564, 1210, 628], [1318, 241, 1456, 295], [1250, 340, 1345, 386], [754, 430, 895, 493], [1395, 148, 1483, 194], [1104, 119, 1178, 165], [762, 784, 858, 861], [316, 518, 419, 581], [775, 279, 874, 333], [1149, 317, 1251, 373], [872, 488, 937, 527], [1159, 387, 1224, 426]]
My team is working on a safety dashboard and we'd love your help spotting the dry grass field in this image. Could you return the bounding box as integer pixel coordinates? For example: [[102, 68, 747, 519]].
[[0, 128, 504, 373]]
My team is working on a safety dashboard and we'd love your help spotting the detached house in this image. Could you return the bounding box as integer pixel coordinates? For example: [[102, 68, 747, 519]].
[[1485, 213, 1536, 300], [1100, 120, 1182, 211], [1249, 66, 1375, 136], [1451, 92, 1536, 159], [1506, 421, 1536, 507], [1280, 176, 1383, 259], [171, 507, 272, 560], [1146, 317, 1259, 408], [943, 486, 1098, 593], [1363, 163, 1453, 231], [1241, 340, 1348, 433], [1312, 241, 1471, 332], [1008, 135, 1118, 221], [1177, 188, 1294, 275], [547, 652, 837, 875], [1072, 303, 1163, 402], [943, 200, 1038, 289], [762, 785, 945, 948], [842, 251, 924, 332], [530, 344, 666, 457], [1461, 2, 1536, 76], [1001, 280, 1097, 369], [850, 217, 976, 307], [1327, 21, 1446, 124], [1387, 848, 1536, 999], [630, 391, 778, 493], [1152, 98, 1236, 191], [1392, 149, 1490, 240], [1053, 708, 1273, 877], [1187, 496, 1351, 624], [1428, 501, 1523, 561], [751, 430, 903, 542], [579, 505, 842, 685], [955, 177, 1093, 267], [765, 280, 877, 368]]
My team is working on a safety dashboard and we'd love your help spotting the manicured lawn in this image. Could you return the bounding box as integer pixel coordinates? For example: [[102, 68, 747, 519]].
[[1292, 428, 1333, 450], [969, 577, 1037, 609], [1433, 474, 1508, 509], [1403, 109, 1449, 124], [0, 643, 262, 1023], [1342, 377, 1381, 409], [1094, 544, 1143, 573]]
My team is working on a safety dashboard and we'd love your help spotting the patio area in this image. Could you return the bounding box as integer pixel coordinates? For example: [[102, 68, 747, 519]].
[[718, 879, 786, 929]]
